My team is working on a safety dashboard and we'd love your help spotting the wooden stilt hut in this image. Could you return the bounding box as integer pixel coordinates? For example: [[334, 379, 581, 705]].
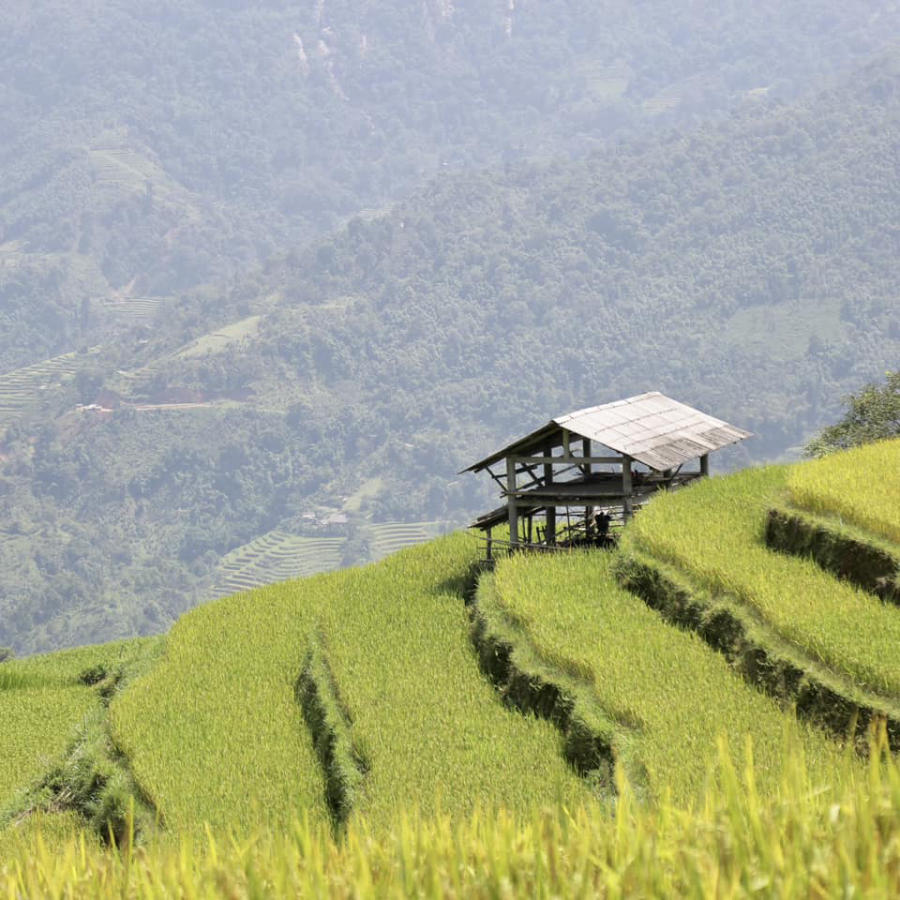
[[463, 392, 751, 556]]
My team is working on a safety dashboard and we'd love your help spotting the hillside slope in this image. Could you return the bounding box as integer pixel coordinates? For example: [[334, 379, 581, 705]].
[[4, 54, 898, 653], [110, 533, 588, 834], [0, 444, 897, 896], [3, 0, 898, 372], [5, 443, 897, 848]]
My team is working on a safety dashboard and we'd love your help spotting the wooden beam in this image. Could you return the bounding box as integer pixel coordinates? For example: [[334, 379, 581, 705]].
[[506, 456, 519, 546], [511, 455, 623, 465], [700, 454, 710, 477], [543, 441, 556, 544], [622, 456, 633, 521], [513, 459, 545, 489]]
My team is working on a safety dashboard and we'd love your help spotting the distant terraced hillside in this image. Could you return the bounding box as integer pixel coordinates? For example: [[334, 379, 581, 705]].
[[0, 351, 91, 424], [368, 521, 450, 561], [207, 521, 452, 599], [209, 531, 345, 597]]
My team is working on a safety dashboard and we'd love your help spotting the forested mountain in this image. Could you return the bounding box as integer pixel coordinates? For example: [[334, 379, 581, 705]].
[[2, 0, 899, 371], [2, 4, 900, 654]]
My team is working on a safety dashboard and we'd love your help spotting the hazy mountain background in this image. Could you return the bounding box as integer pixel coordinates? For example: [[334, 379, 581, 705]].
[[1, 0, 898, 653]]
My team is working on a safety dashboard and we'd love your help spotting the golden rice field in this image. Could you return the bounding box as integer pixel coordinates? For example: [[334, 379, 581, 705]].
[[625, 464, 900, 697], [110, 584, 330, 835], [0, 732, 896, 899], [0, 639, 162, 811], [787, 438, 900, 544], [486, 552, 841, 805], [0, 687, 95, 808], [111, 533, 585, 836], [2, 442, 899, 896]]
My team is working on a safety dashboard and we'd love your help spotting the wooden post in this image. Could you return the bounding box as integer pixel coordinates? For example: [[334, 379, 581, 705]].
[[622, 456, 633, 521], [506, 456, 519, 547], [486, 526, 493, 561], [700, 454, 709, 477], [543, 441, 556, 545], [582, 438, 592, 534]]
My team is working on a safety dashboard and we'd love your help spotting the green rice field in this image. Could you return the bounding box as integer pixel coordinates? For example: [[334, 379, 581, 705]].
[[2, 442, 898, 896], [624, 463, 900, 697], [787, 438, 900, 543]]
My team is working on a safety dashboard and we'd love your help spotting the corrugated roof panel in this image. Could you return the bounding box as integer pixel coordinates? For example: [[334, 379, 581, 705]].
[[466, 391, 751, 472], [632, 395, 671, 415], [554, 392, 751, 470]]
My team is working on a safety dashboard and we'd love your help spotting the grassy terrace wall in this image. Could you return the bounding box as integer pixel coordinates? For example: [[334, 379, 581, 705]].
[[623, 465, 900, 698], [0, 685, 96, 810], [765, 507, 900, 603], [111, 533, 586, 836], [483, 551, 840, 804], [0, 638, 163, 840]]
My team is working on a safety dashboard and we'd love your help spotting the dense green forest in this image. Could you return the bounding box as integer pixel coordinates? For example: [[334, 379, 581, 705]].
[[2, 3, 900, 654], [2, 0, 899, 371]]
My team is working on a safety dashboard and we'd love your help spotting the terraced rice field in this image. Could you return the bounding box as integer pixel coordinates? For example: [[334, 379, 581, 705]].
[[88, 148, 183, 204], [209, 531, 344, 597], [210, 522, 453, 597], [484, 552, 839, 804], [112, 534, 586, 835], [110, 588, 330, 834], [0, 639, 160, 810], [624, 463, 900, 698], [97, 298, 168, 323], [787, 439, 900, 543], [174, 316, 262, 359], [4, 443, 898, 885], [0, 687, 95, 808], [314, 535, 586, 827], [368, 521, 449, 561], [0, 351, 88, 423]]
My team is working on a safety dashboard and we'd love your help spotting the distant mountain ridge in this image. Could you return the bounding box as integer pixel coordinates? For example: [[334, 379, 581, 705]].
[[1, 17, 900, 653], [2, 0, 900, 370]]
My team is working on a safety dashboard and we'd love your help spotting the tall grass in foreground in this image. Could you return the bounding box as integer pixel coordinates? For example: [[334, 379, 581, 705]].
[[626, 465, 900, 697], [1, 733, 896, 898], [788, 438, 900, 544]]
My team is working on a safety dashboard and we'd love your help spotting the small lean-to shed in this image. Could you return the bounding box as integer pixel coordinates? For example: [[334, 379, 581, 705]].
[[464, 392, 751, 555]]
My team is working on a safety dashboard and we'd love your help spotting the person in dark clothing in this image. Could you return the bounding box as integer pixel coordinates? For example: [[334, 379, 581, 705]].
[[594, 509, 612, 545]]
